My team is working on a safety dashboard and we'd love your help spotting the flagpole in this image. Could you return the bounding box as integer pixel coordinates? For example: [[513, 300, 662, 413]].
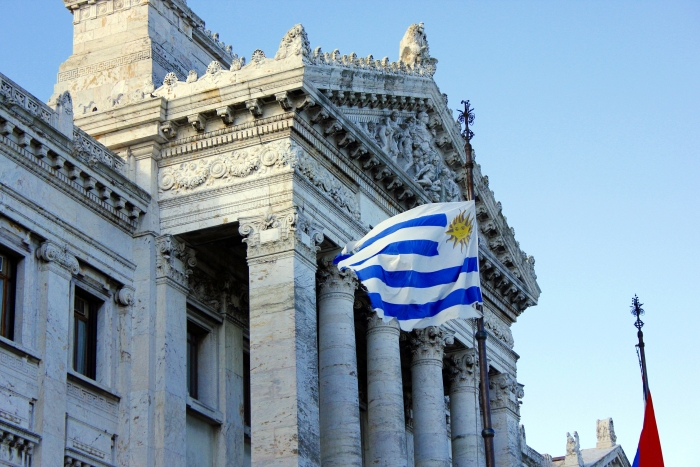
[[631, 295, 650, 401], [459, 100, 496, 467]]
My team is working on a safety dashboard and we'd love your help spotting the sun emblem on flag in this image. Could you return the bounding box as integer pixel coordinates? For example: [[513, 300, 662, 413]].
[[445, 210, 474, 251]]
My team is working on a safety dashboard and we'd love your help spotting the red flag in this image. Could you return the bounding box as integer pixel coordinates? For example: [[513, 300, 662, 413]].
[[632, 392, 664, 467]]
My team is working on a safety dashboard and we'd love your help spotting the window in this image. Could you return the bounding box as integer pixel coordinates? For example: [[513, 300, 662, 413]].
[[73, 290, 99, 379], [0, 251, 16, 340], [187, 322, 201, 399]]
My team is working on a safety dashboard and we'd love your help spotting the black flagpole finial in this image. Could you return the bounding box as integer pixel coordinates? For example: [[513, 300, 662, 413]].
[[457, 100, 475, 142], [631, 294, 645, 331]]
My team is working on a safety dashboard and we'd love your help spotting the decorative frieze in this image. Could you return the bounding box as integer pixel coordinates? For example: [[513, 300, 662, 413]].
[[66, 382, 118, 417], [0, 422, 37, 467], [36, 241, 80, 275], [238, 207, 324, 261], [484, 311, 515, 349], [155, 235, 196, 289]]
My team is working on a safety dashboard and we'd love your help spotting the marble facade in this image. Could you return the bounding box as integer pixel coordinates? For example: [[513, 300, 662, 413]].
[[0, 1, 629, 466]]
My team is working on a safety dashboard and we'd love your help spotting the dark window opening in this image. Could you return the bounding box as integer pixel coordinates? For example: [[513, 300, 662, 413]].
[[73, 290, 99, 379], [187, 321, 206, 400], [0, 251, 16, 340], [244, 347, 251, 428]]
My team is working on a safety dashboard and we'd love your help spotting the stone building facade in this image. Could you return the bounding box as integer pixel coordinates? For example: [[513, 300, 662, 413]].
[[0, 1, 628, 466]]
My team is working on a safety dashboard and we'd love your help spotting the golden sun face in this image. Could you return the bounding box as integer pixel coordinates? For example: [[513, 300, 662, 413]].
[[445, 211, 474, 252]]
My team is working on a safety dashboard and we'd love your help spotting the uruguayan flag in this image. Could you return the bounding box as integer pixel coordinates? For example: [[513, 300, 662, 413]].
[[334, 201, 482, 331]]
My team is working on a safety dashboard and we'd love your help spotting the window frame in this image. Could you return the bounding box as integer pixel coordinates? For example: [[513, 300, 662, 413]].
[[0, 247, 17, 340], [72, 288, 100, 380]]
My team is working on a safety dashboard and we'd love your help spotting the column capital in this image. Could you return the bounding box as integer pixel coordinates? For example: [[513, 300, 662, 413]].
[[449, 348, 478, 389], [238, 207, 324, 263], [489, 373, 524, 414], [410, 326, 454, 365], [317, 256, 357, 298], [36, 241, 79, 275], [155, 234, 196, 290], [365, 308, 401, 335]]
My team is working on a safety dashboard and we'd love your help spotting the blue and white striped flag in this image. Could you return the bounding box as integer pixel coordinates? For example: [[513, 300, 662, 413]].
[[334, 201, 482, 331]]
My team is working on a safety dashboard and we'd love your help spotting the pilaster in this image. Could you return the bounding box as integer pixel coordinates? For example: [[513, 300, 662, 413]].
[[489, 373, 524, 467], [153, 234, 195, 467], [410, 326, 454, 467], [239, 207, 324, 467], [449, 349, 482, 467], [33, 241, 79, 467]]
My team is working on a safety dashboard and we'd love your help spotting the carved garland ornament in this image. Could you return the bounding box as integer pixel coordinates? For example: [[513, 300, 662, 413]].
[[159, 141, 361, 220]]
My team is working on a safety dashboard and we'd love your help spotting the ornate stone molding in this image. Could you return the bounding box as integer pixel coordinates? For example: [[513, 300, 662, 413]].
[[238, 207, 324, 262], [410, 326, 454, 365], [484, 310, 515, 349], [489, 373, 524, 414], [115, 286, 135, 307], [364, 307, 401, 336], [36, 241, 80, 275], [317, 258, 356, 298], [449, 348, 478, 389], [155, 235, 196, 289]]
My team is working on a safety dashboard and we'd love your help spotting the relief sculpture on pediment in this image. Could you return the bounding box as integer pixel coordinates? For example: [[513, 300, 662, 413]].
[[359, 109, 461, 203]]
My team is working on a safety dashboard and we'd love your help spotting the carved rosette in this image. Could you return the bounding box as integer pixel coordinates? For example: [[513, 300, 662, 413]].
[[115, 286, 135, 307], [317, 259, 357, 299], [489, 373, 524, 415], [410, 326, 454, 366], [449, 348, 479, 390], [238, 207, 324, 263], [36, 241, 80, 275], [155, 235, 196, 289]]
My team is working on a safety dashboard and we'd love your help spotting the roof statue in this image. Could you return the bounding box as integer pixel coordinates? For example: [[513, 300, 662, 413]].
[[399, 22, 437, 68]]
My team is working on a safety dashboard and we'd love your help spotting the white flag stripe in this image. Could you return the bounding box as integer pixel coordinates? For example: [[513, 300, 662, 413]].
[[345, 225, 449, 265], [352, 252, 467, 273], [362, 271, 481, 305]]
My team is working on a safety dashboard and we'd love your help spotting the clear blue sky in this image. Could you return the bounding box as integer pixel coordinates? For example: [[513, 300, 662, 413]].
[[1, 1, 698, 465]]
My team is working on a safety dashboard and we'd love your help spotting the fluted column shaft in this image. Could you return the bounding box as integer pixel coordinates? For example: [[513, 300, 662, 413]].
[[450, 349, 481, 467], [366, 312, 408, 467], [410, 327, 454, 467], [317, 264, 362, 467]]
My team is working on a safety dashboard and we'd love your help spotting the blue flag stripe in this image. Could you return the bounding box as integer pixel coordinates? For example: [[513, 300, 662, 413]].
[[356, 257, 479, 288], [349, 240, 440, 267], [367, 287, 483, 321], [356, 214, 448, 252]]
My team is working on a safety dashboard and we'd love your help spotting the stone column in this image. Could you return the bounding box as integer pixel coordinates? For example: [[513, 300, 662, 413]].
[[449, 349, 481, 467], [366, 311, 408, 467], [153, 235, 195, 467], [33, 242, 79, 467], [489, 373, 525, 467], [410, 327, 454, 467], [239, 208, 324, 467], [317, 260, 362, 467]]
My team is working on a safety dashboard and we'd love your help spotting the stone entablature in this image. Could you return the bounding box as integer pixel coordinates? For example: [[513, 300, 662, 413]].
[[0, 73, 149, 233]]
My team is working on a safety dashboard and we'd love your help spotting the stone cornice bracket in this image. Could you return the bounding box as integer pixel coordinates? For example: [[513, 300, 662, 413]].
[[155, 234, 196, 289], [36, 241, 80, 275], [216, 106, 235, 125], [317, 255, 357, 298], [296, 95, 317, 111], [245, 98, 263, 118], [275, 92, 293, 111], [187, 113, 206, 132], [160, 121, 178, 140], [410, 326, 454, 365], [449, 348, 478, 388], [115, 286, 135, 307], [238, 208, 324, 262]]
